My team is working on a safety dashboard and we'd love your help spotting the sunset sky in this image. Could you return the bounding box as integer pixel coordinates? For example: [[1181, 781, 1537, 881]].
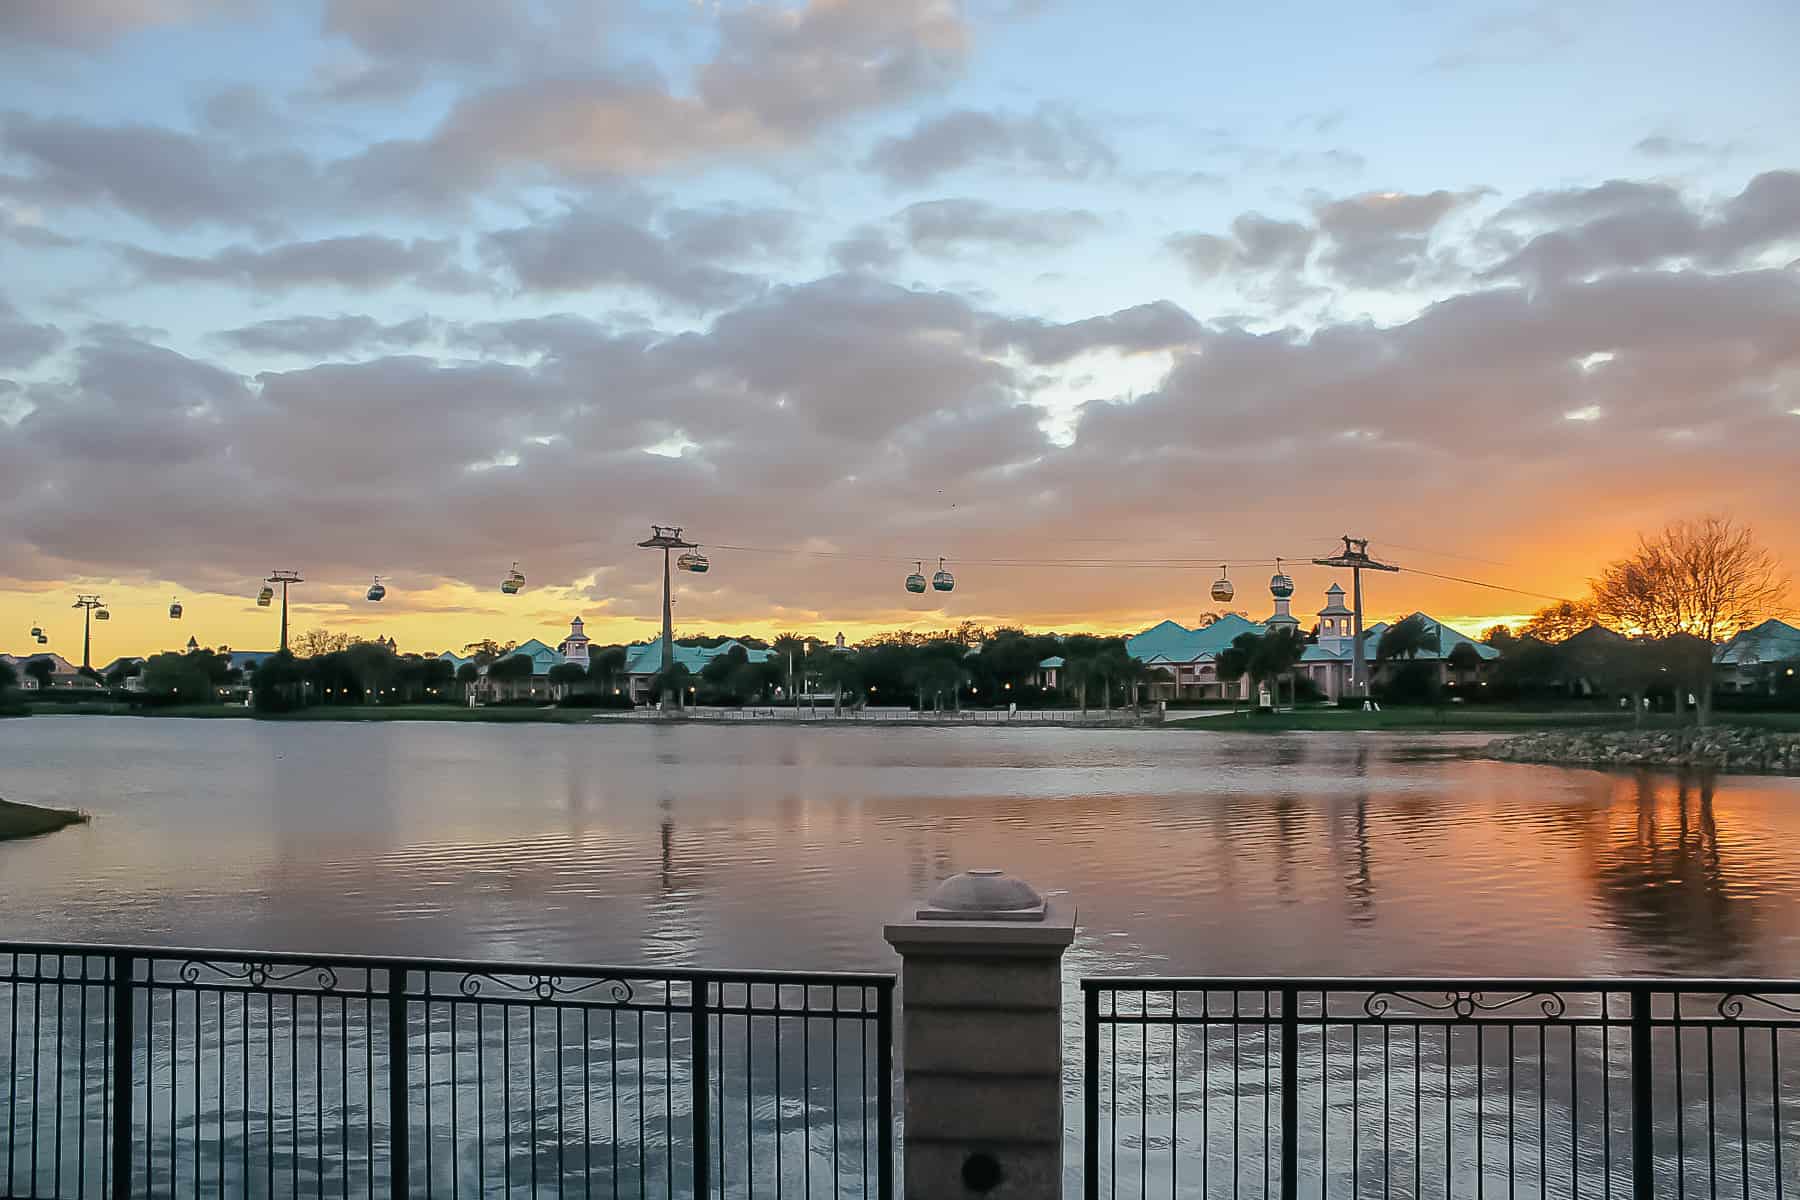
[[3, 0, 1797, 661]]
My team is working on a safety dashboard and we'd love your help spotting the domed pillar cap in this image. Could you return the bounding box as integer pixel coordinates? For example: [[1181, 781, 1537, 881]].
[[916, 868, 1047, 922]]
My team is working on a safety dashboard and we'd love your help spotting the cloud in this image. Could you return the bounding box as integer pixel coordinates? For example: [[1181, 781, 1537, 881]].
[[864, 104, 1116, 186], [660, 205, 800, 263], [0, 202, 76, 249], [1070, 269, 1800, 463], [322, 0, 570, 69], [899, 198, 1101, 256], [15, 330, 246, 466], [0, 111, 317, 232], [1633, 134, 1729, 160], [1169, 213, 1314, 279], [1312, 188, 1486, 288], [985, 301, 1202, 365], [479, 203, 767, 308], [1482, 170, 1800, 285], [3, 1, 971, 233], [336, 0, 970, 203], [211, 314, 440, 357], [830, 225, 901, 273], [118, 235, 481, 294], [196, 84, 295, 139], [4, 264, 1798, 634], [0, 293, 61, 368], [0, 0, 247, 51]]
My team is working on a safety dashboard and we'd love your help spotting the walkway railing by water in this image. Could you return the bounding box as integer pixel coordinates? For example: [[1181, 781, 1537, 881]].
[[604, 705, 1153, 724], [1083, 977, 1800, 1199], [0, 943, 893, 1199]]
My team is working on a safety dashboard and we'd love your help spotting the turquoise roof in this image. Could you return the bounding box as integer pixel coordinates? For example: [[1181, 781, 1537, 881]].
[[515, 640, 564, 675], [623, 639, 772, 676], [1126, 613, 1264, 663], [1715, 618, 1800, 666], [1037, 655, 1065, 668], [1361, 615, 1499, 662], [1127, 611, 1499, 665]]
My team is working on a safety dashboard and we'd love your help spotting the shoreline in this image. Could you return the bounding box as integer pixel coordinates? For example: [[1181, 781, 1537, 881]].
[[1486, 726, 1800, 776], [10, 701, 1785, 736], [0, 797, 90, 842]]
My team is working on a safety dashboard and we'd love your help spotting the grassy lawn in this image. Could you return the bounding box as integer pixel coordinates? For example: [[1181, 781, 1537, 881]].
[[0, 798, 89, 842], [13, 701, 604, 723], [264, 704, 597, 723], [1169, 705, 1649, 733], [1730, 711, 1800, 732], [1170, 705, 1800, 734]]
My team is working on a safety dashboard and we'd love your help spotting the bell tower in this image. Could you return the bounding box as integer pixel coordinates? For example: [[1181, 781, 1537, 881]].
[[560, 616, 590, 665], [1317, 583, 1354, 653]]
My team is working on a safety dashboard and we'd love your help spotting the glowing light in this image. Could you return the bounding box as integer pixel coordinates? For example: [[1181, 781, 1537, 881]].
[[1564, 406, 1603, 422], [645, 434, 698, 459]]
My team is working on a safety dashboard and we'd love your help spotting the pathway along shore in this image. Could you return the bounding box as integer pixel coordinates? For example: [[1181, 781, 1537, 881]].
[[1487, 725, 1800, 775]]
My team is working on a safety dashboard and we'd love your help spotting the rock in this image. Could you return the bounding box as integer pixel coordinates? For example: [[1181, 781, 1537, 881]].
[[1485, 725, 1800, 775]]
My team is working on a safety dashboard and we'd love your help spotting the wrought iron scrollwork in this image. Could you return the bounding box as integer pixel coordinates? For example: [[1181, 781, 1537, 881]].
[[1364, 989, 1567, 1020], [1718, 993, 1800, 1021], [176, 959, 342, 991], [458, 973, 634, 1004]]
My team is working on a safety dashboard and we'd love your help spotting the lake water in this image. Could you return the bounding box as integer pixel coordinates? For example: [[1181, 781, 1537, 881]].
[[5, 717, 1800, 1198], [4, 716, 1798, 978]]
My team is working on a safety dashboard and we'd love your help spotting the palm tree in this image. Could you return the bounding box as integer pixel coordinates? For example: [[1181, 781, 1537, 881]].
[[1215, 639, 1251, 714], [815, 652, 861, 717], [906, 656, 966, 712], [651, 662, 693, 710], [1113, 655, 1156, 720], [1249, 626, 1307, 711], [771, 633, 806, 710], [587, 645, 627, 697], [1376, 615, 1440, 666]]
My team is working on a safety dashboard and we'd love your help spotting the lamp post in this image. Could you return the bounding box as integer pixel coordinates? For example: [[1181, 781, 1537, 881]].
[[72, 594, 105, 671], [1311, 536, 1400, 699], [637, 526, 696, 711], [266, 570, 303, 655]]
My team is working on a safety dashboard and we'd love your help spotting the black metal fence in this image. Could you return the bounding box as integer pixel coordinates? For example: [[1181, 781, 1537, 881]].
[[1084, 978, 1800, 1199], [1, 943, 893, 1199]]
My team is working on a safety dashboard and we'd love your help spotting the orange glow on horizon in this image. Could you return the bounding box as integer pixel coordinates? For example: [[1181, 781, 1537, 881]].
[[0, 566, 1558, 662]]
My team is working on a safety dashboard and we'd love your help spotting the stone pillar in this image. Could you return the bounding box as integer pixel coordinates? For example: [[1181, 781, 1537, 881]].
[[884, 869, 1076, 1200]]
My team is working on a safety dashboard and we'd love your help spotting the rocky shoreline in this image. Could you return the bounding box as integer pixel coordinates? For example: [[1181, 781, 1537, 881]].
[[1486, 726, 1800, 775]]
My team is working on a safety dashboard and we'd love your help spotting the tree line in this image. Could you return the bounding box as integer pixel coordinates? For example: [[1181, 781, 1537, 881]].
[[1490, 516, 1791, 725]]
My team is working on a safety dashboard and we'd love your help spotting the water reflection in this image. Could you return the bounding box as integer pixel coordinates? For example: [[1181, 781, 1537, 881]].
[[3, 719, 1799, 978], [1582, 772, 1759, 973]]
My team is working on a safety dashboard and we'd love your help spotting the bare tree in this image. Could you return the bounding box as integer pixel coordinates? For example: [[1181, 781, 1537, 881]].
[[1519, 599, 1604, 643], [292, 628, 353, 658], [1591, 516, 1789, 725]]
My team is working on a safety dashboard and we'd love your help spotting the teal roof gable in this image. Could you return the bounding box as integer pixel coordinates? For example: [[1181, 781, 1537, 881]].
[[1716, 618, 1800, 665], [1127, 613, 1266, 664], [623, 639, 772, 676]]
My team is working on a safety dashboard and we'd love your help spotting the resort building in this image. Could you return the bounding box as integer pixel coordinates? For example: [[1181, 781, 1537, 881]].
[[1127, 579, 1499, 702], [621, 638, 773, 703], [0, 651, 94, 690], [1714, 618, 1800, 693]]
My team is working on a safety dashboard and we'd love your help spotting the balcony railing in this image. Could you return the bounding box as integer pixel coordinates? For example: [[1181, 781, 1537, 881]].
[[1, 943, 893, 1199], [1083, 977, 1800, 1199]]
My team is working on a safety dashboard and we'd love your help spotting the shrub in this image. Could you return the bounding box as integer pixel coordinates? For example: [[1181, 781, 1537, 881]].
[[1375, 660, 1442, 706], [554, 692, 636, 710]]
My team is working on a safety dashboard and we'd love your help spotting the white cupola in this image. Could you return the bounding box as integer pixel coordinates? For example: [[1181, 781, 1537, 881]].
[[1317, 583, 1354, 651], [560, 616, 591, 663]]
